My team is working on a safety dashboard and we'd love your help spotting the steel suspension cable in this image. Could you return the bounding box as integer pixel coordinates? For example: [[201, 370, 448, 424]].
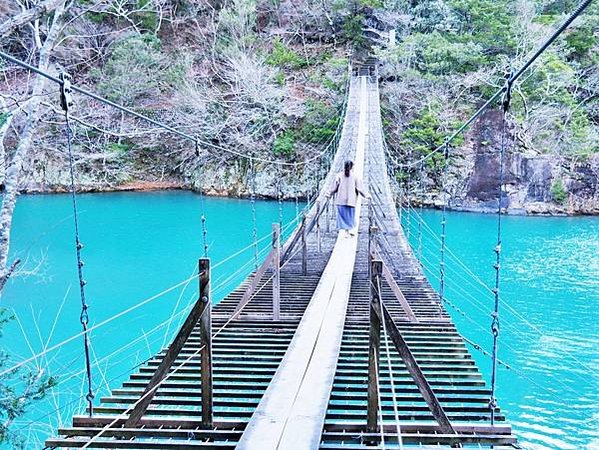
[[80, 237, 308, 449], [60, 73, 95, 416], [278, 164, 284, 230], [396, 204, 595, 400], [405, 148, 412, 243]]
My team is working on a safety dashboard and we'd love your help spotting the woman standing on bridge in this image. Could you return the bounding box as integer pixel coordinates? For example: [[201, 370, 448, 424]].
[[329, 160, 368, 236]]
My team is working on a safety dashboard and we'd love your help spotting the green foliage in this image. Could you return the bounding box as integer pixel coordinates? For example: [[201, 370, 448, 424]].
[[108, 142, 133, 153], [299, 100, 340, 144], [397, 32, 484, 75], [359, 0, 383, 7], [565, 23, 598, 58], [0, 308, 57, 449], [96, 34, 187, 105], [217, 0, 258, 53], [551, 179, 567, 204], [342, 14, 365, 48], [272, 131, 296, 156], [266, 39, 307, 69], [448, 0, 516, 54], [519, 52, 575, 104], [0, 112, 9, 128], [135, 0, 159, 31], [400, 102, 464, 169], [273, 71, 286, 86], [86, 11, 108, 23]]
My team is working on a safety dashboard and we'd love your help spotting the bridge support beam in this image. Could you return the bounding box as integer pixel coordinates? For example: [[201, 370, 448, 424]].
[[124, 257, 212, 428]]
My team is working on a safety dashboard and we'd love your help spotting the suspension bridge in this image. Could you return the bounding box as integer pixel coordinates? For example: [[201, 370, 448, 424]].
[[34, 67, 516, 449], [0, 1, 594, 448]]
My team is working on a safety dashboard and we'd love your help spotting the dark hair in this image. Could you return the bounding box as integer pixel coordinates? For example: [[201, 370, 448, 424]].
[[344, 160, 353, 177]]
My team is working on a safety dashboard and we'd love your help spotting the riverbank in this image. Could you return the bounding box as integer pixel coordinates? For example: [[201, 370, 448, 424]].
[[17, 182, 599, 216]]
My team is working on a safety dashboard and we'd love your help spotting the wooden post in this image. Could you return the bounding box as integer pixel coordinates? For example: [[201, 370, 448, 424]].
[[367, 259, 382, 435], [124, 258, 212, 428], [368, 225, 378, 268], [301, 212, 307, 276], [316, 201, 321, 253], [272, 223, 280, 321], [199, 258, 212, 428]]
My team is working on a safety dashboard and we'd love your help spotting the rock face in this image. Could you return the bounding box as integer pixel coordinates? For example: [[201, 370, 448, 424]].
[[445, 109, 599, 215]]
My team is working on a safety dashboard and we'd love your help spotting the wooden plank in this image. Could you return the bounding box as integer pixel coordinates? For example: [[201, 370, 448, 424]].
[[236, 76, 369, 450], [124, 258, 212, 427]]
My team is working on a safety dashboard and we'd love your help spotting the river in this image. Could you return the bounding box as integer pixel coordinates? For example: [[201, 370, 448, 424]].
[[1, 191, 597, 449]]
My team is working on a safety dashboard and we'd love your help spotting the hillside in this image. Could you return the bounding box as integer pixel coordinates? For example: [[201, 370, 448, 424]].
[[0, 0, 597, 214]]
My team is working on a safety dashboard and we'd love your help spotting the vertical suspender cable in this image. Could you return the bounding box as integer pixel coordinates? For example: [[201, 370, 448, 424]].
[[277, 163, 283, 232], [59, 72, 94, 416], [439, 140, 450, 304], [490, 73, 513, 424], [417, 158, 424, 264], [195, 141, 208, 258], [406, 148, 412, 242], [250, 155, 258, 270]]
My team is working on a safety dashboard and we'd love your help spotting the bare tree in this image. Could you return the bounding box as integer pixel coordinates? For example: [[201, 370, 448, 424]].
[[0, 0, 72, 290]]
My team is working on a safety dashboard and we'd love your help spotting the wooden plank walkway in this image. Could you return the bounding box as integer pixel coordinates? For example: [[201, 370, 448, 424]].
[[237, 76, 369, 450], [45, 70, 518, 449]]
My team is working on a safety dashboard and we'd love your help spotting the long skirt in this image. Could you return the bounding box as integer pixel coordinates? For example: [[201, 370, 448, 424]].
[[336, 205, 355, 230]]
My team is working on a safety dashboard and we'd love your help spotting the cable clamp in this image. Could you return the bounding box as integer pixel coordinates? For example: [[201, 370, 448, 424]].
[[58, 72, 74, 113], [502, 68, 515, 113]]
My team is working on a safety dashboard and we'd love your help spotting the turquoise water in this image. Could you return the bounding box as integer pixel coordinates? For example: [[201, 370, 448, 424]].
[[1, 192, 597, 449], [402, 208, 598, 450], [1, 191, 302, 447]]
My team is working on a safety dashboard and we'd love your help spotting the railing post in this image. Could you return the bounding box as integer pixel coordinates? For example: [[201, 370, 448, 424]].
[[316, 201, 321, 253], [272, 223, 280, 321], [301, 212, 307, 276], [368, 224, 378, 266], [368, 259, 383, 436], [199, 258, 212, 428]]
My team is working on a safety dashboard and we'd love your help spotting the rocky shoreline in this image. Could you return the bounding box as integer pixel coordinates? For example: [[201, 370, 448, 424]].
[[19, 178, 598, 216]]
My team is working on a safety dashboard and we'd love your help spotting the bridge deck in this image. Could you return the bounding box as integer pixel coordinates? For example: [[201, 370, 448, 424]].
[[46, 74, 517, 449]]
